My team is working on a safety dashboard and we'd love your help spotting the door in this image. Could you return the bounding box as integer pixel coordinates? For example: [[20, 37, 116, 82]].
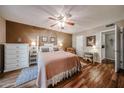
[[76, 35, 83, 57], [115, 25, 121, 72], [105, 33, 115, 60]]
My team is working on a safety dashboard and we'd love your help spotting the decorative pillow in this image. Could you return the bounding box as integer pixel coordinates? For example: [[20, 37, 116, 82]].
[[44, 43, 54, 47], [49, 46, 53, 52], [53, 47, 59, 51], [41, 47, 49, 52]]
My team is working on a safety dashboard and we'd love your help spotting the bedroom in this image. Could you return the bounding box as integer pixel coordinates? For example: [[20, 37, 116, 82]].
[[0, 5, 124, 88]]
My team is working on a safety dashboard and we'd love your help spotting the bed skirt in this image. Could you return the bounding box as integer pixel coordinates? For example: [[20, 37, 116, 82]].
[[47, 66, 81, 87]]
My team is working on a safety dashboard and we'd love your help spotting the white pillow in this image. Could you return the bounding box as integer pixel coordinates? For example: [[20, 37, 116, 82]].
[[39, 46, 54, 52], [44, 43, 54, 47], [39, 46, 49, 52], [49, 46, 54, 52]]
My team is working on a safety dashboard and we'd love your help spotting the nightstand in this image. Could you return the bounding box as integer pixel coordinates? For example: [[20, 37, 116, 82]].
[[29, 46, 38, 65]]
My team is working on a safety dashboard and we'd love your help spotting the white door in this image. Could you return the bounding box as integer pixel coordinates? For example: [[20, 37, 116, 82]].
[[76, 35, 83, 57], [115, 25, 121, 72], [105, 33, 115, 60]]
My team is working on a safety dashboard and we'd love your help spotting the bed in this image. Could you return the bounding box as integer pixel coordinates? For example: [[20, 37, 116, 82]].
[[36, 45, 81, 88]]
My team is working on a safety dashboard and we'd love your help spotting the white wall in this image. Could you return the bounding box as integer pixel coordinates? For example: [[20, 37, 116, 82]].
[[0, 17, 6, 43], [72, 25, 115, 63], [73, 32, 101, 62], [75, 35, 84, 57], [101, 33, 106, 59]]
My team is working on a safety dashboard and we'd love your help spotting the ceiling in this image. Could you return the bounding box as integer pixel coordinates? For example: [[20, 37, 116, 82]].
[[0, 5, 124, 34]]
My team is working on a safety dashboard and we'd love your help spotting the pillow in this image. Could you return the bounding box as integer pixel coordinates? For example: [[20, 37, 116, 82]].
[[49, 46, 53, 52], [44, 43, 54, 47], [41, 47, 49, 52], [53, 47, 59, 51]]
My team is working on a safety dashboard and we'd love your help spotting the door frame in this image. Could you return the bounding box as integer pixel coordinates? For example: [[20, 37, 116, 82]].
[[100, 25, 121, 72], [115, 25, 121, 72], [100, 28, 115, 63], [105, 31, 115, 60]]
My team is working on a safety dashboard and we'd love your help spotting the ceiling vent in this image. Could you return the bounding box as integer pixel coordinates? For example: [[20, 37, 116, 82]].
[[105, 23, 115, 27]]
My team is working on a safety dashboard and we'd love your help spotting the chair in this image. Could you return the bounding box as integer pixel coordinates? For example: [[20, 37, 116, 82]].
[[66, 48, 76, 54]]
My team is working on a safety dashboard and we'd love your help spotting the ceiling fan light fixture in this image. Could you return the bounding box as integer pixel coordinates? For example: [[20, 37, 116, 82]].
[[63, 17, 67, 22], [49, 12, 74, 29], [58, 21, 65, 28], [58, 21, 62, 27], [61, 22, 65, 27]]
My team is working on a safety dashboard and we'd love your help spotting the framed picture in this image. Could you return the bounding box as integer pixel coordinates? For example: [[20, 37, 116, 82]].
[[42, 36, 48, 42], [86, 36, 96, 46], [50, 37, 56, 42]]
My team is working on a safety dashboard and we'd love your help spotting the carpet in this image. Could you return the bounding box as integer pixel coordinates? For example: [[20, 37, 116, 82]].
[[16, 66, 38, 86]]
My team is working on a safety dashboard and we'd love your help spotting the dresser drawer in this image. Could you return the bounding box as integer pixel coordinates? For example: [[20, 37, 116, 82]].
[[5, 56, 28, 66], [5, 44, 28, 50], [4, 64, 19, 72], [5, 59, 19, 65], [5, 49, 28, 55], [5, 53, 28, 59]]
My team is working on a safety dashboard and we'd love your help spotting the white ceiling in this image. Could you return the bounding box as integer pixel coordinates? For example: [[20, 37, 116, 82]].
[[0, 5, 124, 34]]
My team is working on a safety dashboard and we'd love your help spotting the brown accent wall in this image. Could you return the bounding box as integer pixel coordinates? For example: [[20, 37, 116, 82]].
[[6, 21, 72, 49]]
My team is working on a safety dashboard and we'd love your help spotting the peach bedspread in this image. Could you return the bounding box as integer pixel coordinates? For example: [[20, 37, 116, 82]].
[[36, 51, 81, 88]]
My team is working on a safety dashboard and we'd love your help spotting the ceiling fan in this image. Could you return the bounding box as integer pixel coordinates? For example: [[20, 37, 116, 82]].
[[48, 13, 75, 29]]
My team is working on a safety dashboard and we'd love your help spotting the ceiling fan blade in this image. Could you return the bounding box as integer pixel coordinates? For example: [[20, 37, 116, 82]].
[[48, 17, 57, 20], [66, 21, 75, 26], [50, 23, 58, 27]]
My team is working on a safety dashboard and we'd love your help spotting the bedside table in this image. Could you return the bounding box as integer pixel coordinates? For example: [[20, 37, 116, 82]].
[[29, 46, 38, 65]]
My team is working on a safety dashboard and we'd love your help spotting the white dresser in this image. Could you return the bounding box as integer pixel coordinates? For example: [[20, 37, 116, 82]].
[[4, 44, 29, 72]]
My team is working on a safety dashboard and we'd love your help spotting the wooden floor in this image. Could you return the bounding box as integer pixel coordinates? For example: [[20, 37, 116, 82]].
[[0, 60, 124, 88]]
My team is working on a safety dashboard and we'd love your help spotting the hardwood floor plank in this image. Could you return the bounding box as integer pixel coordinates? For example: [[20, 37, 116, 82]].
[[1, 59, 124, 88]]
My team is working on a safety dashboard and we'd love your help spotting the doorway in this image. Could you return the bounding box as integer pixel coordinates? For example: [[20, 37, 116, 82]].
[[105, 31, 115, 61], [101, 25, 121, 72], [101, 30, 115, 63]]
